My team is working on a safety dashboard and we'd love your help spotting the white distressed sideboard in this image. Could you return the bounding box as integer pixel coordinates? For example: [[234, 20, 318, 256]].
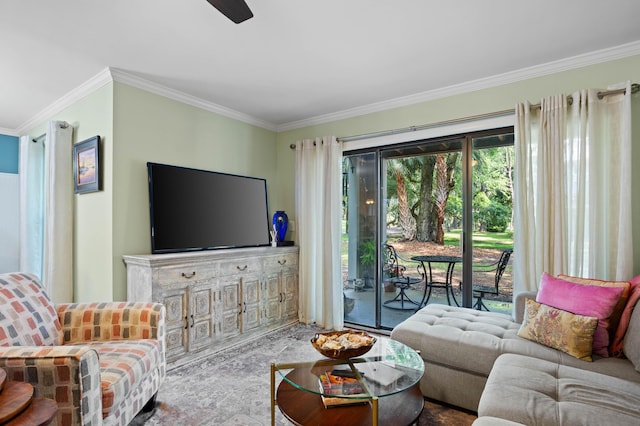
[[123, 246, 298, 367]]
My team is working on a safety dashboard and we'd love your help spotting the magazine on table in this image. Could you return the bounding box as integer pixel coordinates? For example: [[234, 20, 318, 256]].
[[318, 371, 370, 408]]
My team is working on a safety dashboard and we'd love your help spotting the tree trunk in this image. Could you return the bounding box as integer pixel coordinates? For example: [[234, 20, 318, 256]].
[[414, 156, 436, 241], [433, 153, 458, 244], [394, 169, 416, 240]]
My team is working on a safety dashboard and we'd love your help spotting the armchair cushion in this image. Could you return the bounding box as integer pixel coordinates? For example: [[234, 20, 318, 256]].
[[91, 340, 163, 418], [57, 302, 163, 344], [0, 272, 62, 346]]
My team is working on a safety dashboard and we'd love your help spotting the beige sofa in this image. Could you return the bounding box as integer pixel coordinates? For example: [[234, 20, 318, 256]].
[[390, 292, 640, 425], [0, 272, 166, 425]]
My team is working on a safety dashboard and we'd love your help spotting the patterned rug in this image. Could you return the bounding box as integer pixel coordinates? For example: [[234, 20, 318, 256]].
[[131, 323, 477, 425]]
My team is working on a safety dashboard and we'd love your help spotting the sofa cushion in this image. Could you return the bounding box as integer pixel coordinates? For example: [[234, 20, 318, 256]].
[[479, 353, 640, 426], [391, 304, 536, 377], [0, 272, 62, 346], [517, 299, 598, 361], [537, 273, 624, 357], [90, 339, 163, 418]]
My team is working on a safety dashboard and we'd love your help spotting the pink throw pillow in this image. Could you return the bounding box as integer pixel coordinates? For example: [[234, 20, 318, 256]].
[[537, 273, 625, 357], [558, 274, 630, 356], [611, 274, 640, 357]]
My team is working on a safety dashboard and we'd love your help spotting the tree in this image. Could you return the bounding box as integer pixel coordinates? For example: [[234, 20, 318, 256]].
[[432, 153, 458, 244], [413, 156, 436, 241], [393, 166, 416, 240]]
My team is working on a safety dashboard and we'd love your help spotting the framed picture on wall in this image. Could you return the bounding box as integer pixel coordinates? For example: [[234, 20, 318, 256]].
[[73, 135, 101, 194]]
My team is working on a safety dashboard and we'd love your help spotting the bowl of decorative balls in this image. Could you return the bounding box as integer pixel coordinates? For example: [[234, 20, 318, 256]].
[[310, 330, 377, 359]]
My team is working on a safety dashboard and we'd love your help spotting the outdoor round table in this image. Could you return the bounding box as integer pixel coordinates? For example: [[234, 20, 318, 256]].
[[411, 255, 462, 307]]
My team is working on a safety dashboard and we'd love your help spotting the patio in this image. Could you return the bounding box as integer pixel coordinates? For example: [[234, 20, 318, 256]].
[[343, 240, 514, 330]]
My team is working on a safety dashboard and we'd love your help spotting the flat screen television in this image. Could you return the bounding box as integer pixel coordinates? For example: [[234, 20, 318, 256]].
[[147, 162, 270, 254]]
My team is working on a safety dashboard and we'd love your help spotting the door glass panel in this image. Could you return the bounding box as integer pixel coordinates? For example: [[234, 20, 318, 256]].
[[342, 152, 377, 328], [469, 134, 515, 312], [380, 139, 463, 329]]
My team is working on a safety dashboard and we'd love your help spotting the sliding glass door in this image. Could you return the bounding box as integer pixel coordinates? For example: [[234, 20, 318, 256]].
[[342, 128, 514, 330]]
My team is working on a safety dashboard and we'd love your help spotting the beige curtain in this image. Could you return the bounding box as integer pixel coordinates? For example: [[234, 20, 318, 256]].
[[43, 121, 74, 302], [513, 82, 633, 294], [295, 136, 343, 329]]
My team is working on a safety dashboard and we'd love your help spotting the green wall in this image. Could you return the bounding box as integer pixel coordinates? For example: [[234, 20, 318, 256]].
[[276, 54, 640, 276], [110, 83, 278, 300]]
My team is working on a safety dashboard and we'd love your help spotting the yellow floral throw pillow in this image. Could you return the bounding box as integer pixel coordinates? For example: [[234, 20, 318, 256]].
[[518, 299, 598, 361]]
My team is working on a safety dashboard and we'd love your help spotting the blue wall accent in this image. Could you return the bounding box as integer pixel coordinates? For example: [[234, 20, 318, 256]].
[[0, 135, 19, 174]]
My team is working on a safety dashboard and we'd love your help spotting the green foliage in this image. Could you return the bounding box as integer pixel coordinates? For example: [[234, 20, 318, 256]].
[[359, 240, 377, 266], [383, 137, 514, 237], [483, 202, 511, 232]]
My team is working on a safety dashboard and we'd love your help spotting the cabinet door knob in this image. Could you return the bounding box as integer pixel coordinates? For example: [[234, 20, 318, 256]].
[[278, 259, 286, 265], [190, 314, 195, 328], [184, 316, 189, 329], [237, 265, 248, 271], [182, 271, 196, 279]]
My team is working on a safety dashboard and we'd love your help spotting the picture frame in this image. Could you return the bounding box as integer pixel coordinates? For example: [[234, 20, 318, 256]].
[[73, 135, 101, 194]]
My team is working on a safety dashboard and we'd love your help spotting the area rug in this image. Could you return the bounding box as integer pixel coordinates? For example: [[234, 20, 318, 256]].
[[131, 323, 477, 425]]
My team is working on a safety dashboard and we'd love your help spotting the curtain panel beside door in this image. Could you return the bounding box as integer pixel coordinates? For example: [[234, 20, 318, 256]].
[[295, 136, 343, 330], [513, 81, 633, 294]]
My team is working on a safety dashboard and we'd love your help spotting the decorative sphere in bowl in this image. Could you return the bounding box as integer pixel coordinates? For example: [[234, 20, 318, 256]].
[[310, 330, 376, 359]]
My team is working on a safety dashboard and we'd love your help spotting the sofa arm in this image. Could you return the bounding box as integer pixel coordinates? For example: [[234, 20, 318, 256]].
[[0, 345, 103, 425], [57, 302, 166, 346], [514, 291, 537, 323]]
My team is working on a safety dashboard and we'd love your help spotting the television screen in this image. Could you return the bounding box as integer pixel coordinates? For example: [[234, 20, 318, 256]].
[[147, 162, 270, 254]]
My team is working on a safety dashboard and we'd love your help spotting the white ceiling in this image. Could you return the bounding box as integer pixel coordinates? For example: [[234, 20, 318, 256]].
[[2, 0, 640, 134]]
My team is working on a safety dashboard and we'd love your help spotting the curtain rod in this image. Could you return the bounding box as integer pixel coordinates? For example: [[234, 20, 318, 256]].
[[336, 108, 514, 144], [288, 83, 638, 148], [530, 83, 639, 109], [32, 133, 45, 143], [288, 108, 514, 148]]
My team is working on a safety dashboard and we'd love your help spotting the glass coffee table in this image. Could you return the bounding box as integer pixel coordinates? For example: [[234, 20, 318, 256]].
[[270, 335, 424, 426]]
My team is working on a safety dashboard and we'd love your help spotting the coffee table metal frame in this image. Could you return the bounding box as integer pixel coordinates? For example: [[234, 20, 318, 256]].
[[270, 337, 424, 426]]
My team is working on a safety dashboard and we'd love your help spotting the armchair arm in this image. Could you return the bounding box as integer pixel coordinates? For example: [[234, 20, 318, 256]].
[[57, 302, 166, 345], [514, 291, 538, 323], [0, 345, 103, 425]]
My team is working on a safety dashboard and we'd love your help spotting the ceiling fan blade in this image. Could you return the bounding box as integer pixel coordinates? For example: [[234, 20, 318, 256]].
[[205, 0, 253, 24]]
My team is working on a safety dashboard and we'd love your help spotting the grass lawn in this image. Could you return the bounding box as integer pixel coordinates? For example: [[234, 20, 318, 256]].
[[444, 230, 513, 250]]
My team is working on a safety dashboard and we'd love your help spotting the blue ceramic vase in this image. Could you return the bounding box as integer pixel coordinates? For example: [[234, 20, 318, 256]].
[[272, 211, 288, 242]]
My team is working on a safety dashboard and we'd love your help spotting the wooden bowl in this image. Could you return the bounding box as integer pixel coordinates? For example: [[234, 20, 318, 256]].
[[310, 330, 376, 359]]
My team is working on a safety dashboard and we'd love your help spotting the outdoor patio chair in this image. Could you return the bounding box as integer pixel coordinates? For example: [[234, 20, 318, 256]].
[[383, 243, 423, 310], [469, 249, 513, 311]]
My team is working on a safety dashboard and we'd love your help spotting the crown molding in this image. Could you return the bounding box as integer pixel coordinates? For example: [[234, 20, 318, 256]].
[[16, 69, 113, 135], [10, 40, 640, 136], [109, 68, 278, 132], [0, 127, 18, 137], [276, 40, 640, 132]]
